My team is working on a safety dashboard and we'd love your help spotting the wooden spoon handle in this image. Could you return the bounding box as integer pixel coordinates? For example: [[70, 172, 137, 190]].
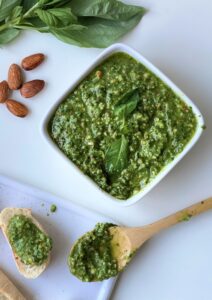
[[146, 197, 212, 238]]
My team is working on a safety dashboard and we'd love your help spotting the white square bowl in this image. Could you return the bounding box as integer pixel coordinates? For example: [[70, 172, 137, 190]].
[[41, 43, 204, 207]]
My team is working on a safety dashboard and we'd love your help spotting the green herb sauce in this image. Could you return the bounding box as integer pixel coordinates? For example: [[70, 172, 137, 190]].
[[7, 215, 52, 266], [50, 53, 197, 200], [68, 223, 118, 282], [179, 212, 192, 222], [50, 204, 57, 213]]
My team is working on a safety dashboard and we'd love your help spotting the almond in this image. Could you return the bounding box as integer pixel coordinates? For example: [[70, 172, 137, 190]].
[[20, 80, 45, 98], [6, 99, 28, 118], [21, 53, 45, 71], [0, 80, 9, 103], [8, 64, 23, 90]]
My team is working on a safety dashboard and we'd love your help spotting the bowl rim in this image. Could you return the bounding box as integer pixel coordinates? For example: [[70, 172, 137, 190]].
[[40, 43, 204, 207]]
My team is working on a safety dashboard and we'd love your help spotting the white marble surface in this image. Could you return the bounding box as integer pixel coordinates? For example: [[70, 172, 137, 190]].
[[0, 0, 211, 299]]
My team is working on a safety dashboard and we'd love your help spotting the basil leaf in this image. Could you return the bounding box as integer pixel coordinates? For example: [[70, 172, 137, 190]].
[[47, 8, 77, 25], [36, 8, 59, 26], [0, 28, 20, 44], [41, 0, 70, 6], [15, 20, 49, 32], [24, 16, 48, 29], [6, 5, 23, 21], [22, 0, 70, 13], [0, 0, 21, 22], [50, 24, 87, 46], [22, 0, 54, 10], [11, 6, 23, 18], [70, 0, 146, 21], [36, 7, 76, 27], [105, 135, 128, 177], [114, 88, 139, 119], [52, 13, 144, 48], [22, 0, 37, 12]]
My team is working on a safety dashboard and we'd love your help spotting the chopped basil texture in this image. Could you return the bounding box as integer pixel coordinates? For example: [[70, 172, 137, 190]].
[[50, 52, 197, 200], [7, 215, 52, 266], [68, 223, 118, 281]]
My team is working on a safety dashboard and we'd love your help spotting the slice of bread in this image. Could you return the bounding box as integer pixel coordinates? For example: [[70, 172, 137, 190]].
[[0, 208, 51, 279], [0, 269, 26, 300]]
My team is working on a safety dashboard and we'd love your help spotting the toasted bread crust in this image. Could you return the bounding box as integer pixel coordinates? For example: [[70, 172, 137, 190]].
[[0, 208, 51, 279]]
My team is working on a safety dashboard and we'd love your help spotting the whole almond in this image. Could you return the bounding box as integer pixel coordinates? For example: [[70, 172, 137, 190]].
[[21, 53, 45, 71], [0, 80, 9, 103], [6, 99, 28, 118], [8, 64, 23, 90], [20, 80, 45, 98]]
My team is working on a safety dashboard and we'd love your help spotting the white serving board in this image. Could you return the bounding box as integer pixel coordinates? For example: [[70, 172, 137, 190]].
[[0, 175, 117, 300]]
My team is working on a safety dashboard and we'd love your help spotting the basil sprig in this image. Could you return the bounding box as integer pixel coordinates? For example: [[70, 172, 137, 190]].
[[0, 0, 146, 48], [105, 89, 140, 178]]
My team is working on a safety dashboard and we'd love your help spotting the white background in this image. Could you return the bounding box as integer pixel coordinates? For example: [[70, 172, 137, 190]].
[[0, 0, 212, 299]]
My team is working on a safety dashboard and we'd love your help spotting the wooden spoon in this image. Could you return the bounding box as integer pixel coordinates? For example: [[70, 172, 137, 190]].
[[110, 197, 212, 271]]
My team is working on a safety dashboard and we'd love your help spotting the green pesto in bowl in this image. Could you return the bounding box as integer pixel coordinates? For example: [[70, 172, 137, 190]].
[[49, 52, 197, 200]]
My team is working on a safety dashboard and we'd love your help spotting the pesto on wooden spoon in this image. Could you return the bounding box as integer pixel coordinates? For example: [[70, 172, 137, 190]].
[[69, 198, 212, 282]]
